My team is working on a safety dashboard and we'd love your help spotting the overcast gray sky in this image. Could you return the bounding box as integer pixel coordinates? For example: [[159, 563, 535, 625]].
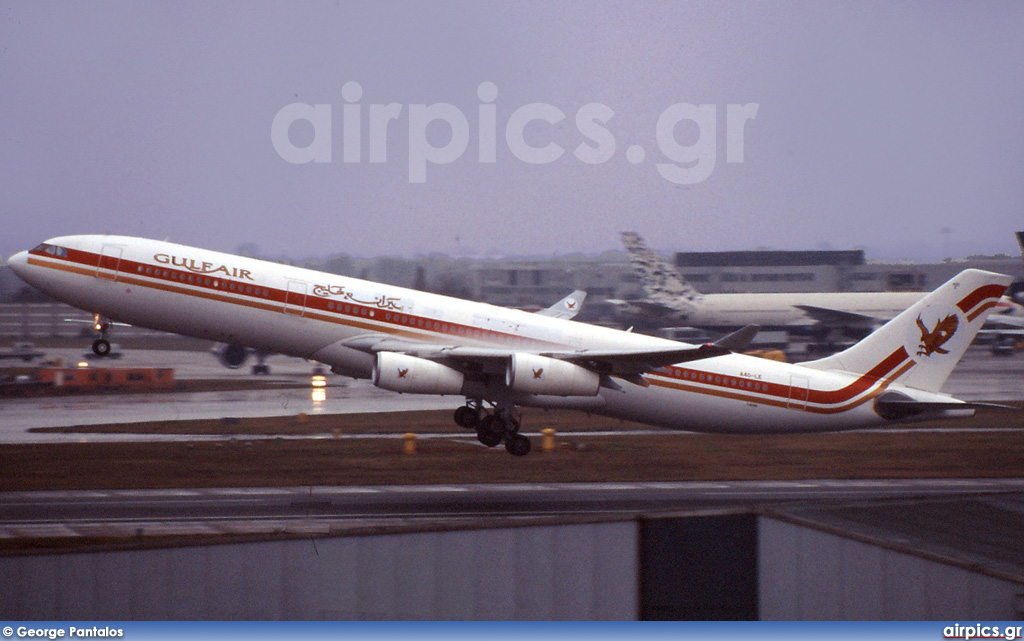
[[3, 1, 1023, 262]]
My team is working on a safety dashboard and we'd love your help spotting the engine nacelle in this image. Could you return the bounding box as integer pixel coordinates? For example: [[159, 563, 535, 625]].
[[216, 343, 248, 369], [505, 353, 600, 396], [372, 351, 464, 395]]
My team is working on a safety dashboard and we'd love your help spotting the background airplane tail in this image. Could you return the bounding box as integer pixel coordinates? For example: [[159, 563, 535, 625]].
[[801, 269, 1011, 393], [620, 232, 704, 303]]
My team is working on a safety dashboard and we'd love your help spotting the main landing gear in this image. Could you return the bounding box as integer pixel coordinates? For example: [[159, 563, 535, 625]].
[[453, 401, 532, 457]]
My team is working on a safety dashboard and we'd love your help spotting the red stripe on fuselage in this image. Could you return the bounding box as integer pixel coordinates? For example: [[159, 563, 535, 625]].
[[28, 246, 541, 348], [656, 346, 910, 408]]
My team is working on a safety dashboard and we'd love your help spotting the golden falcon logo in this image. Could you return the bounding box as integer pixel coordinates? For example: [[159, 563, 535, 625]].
[[532, 367, 544, 379], [915, 313, 958, 357], [397, 368, 409, 379]]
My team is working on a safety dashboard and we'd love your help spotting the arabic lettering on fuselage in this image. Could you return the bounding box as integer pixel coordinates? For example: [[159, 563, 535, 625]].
[[312, 283, 404, 311]]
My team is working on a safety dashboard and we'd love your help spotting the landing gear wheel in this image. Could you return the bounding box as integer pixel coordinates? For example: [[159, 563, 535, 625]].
[[92, 339, 111, 357], [252, 364, 270, 375], [477, 414, 505, 447], [504, 434, 531, 457], [454, 405, 481, 429]]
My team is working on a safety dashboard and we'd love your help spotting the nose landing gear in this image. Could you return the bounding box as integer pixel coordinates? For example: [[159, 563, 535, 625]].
[[91, 315, 111, 356]]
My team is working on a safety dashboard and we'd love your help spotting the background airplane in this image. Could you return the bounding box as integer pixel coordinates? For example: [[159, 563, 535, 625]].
[[612, 231, 1024, 348], [9, 235, 1010, 456]]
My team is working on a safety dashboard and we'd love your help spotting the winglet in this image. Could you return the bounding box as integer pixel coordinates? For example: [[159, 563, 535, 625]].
[[713, 325, 760, 352], [537, 290, 587, 319]]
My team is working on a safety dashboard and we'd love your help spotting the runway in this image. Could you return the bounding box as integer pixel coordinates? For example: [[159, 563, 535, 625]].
[[0, 347, 456, 442], [4, 479, 1024, 543], [2, 345, 1023, 444], [3, 345, 1024, 550]]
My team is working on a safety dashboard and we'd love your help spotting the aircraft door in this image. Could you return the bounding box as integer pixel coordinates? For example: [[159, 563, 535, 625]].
[[787, 374, 810, 410], [96, 245, 123, 281], [285, 280, 307, 316]]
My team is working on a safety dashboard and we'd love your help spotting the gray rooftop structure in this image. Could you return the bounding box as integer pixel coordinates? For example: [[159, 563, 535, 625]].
[[765, 494, 1024, 584], [676, 249, 866, 268]]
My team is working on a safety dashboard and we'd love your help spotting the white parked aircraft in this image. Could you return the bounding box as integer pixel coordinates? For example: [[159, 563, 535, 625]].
[[613, 232, 1021, 335], [8, 235, 1011, 456]]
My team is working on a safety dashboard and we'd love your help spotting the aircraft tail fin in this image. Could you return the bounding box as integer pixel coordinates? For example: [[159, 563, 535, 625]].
[[620, 232, 703, 305], [537, 290, 586, 319], [801, 269, 1011, 393]]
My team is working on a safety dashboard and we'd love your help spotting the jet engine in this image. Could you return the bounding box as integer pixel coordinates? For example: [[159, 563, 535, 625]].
[[506, 353, 600, 396], [372, 351, 464, 395], [216, 343, 249, 369]]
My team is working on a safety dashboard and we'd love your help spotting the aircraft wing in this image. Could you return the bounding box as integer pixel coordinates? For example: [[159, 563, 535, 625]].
[[340, 325, 759, 380], [541, 324, 760, 372], [623, 299, 685, 316], [793, 304, 880, 327], [536, 290, 586, 319], [985, 314, 1024, 329], [63, 318, 132, 328]]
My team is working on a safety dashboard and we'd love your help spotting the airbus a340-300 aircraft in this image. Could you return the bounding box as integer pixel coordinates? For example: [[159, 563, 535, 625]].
[[8, 235, 1011, 456], [614, 231, 1022, 334]]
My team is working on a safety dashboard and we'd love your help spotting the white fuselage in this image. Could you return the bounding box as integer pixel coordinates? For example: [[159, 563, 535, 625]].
[[686, 291, 926, 327], [9, 235, 961, 434]]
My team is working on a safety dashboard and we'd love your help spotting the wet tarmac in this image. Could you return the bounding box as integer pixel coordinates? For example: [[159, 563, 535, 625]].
[[0, 347, 456, 442], [1, 345, 1022, 444]]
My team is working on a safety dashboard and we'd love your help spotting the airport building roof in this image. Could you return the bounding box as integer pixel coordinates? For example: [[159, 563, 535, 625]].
[[764, 493, 1024, 584], [675, 249, 866, 268]]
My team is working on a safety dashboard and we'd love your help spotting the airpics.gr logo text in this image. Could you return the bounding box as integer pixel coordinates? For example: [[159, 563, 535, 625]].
[[271, 82, 758, 185]]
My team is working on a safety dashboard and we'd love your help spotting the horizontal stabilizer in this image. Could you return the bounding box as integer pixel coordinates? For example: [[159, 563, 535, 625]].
[[874, 391, 1017, 420]]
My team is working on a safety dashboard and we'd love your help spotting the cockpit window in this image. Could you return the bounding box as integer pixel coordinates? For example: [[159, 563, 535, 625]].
[[30, 243, 67, 257]]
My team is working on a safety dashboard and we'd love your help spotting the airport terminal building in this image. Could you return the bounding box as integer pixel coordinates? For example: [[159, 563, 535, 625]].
[[672, 249, 1024, 295], [466, 249, 1023, 317]]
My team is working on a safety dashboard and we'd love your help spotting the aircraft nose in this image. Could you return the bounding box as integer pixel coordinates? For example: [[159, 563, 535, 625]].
[[7, 250, 30, 279]]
